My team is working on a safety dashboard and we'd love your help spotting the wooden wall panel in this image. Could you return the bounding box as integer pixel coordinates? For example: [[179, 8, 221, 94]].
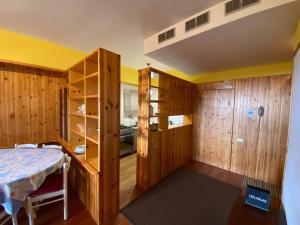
[[230, 75, 291, 185], [193, 89, 234, 170], [148, 125, 193, 185], [0, 63, 65, 147], [193, 75, 291, 185], [161, 125, 193, 178], [158, 73, 194, 116], [160, 129, 173, 179], [99, 49, 120, 223], [149, 131, 162, 186], [86, 170, 101, 224], [230, 78, 261, 178], [68, 154, 101, 224], [137, 68, 151, 189]]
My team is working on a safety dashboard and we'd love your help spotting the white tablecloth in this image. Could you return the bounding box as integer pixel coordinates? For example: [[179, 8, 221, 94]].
[[0, 148, 64, 214]]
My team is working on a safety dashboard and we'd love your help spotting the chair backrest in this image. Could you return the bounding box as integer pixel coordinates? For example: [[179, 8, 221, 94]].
[[15, 144, 38, 149], [42, 144, 62, 151], [63, 154, 71, 190], [0, 208, 11, 225], [64, 154, 71, 171]]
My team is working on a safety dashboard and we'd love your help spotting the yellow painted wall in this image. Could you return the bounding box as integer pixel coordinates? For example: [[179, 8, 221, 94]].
[[121, 66, 138, 85], [0, 28, 139, 84], [164, 69, 194, 82], [293, 20, 300, 52], [192, 62, 292, 83], [0, 28, 86, 70]]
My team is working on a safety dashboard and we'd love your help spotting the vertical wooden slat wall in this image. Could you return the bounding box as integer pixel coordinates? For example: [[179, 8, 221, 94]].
[[230, 75, 291, 185], [193, 75, 291, 185], [160, 126, 193, 179], [0, 63, 65, 147]]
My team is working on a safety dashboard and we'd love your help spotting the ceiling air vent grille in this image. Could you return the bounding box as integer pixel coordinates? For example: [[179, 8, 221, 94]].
[[166, 29, 175, 39], [225, 0, 241, 14], [185, 12, 209, 32], [158, 28, 175, 43], [242, 0, 259, 7], [225, 0, 260, 15]]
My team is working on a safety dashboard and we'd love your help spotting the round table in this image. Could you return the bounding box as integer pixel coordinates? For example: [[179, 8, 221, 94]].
[[0, 148, 65, 215]]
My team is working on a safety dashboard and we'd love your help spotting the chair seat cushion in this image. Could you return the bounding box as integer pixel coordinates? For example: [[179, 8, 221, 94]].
[[31, 173, 63, 196]]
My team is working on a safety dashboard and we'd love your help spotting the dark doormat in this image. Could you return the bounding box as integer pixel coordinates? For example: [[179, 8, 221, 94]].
[[122, 168, 241, 225], [242, 176, 281, 199]]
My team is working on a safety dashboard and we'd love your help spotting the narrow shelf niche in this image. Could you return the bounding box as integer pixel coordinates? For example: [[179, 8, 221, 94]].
[[86, 118, 99, 144], [86, 140, 99, 170]]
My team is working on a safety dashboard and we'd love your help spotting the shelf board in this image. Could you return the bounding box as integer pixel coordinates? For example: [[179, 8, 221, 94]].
[[70, 77, 84, 85], [151, 113, 168, 117], [86, 95, 99, 99], [150, 100, 163, 103], [71, 129, 98, 144], [86, 115, 98, 119], [70, 112, 97, 119], [70, 96, 84, 100], [71, 129, 85, 138], [70, 95, 98, 100], [150, 86, 161, 89], [86, 72, 98, 80], [86, 136, 99, 145], [87, 157, 98, 170], [71, 112, 85, 118]]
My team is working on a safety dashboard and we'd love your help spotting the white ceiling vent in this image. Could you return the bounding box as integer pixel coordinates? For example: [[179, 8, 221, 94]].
[[158, 28, 175, 44], [225, 0, 259, 15], [225, 0, 241, 14], [185, 12, 210, 32], [242, 0, 259, 7]]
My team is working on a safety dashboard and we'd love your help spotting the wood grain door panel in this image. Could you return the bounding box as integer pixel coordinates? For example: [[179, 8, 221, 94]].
[[194, 89, 235, 170]]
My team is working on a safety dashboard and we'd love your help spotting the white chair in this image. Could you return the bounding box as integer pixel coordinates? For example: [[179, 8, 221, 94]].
[[0, 209, 10, 225], [26, 154, 71, 225], [14, 144, 38, 149], [0, 208, 18, 225], [42, 144, 62, 151]]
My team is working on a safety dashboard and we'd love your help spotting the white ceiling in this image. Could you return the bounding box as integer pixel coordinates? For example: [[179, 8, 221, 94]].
[[146, 1, 300, 75], [0, 0, 224, 70]]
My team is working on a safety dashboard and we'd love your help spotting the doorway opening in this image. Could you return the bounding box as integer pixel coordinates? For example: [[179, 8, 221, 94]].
[[119, 83, 139, 208]]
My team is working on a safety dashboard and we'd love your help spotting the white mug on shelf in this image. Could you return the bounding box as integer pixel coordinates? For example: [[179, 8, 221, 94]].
[[77, 104, 86, 114]]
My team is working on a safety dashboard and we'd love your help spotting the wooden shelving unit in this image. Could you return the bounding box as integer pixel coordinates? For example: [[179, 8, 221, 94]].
[[68, 48, 120, 225], [137, 67, 194, 190], [68, 51, 100, 171], [68, 48, 120, 175], [71, 129, 85, 138]]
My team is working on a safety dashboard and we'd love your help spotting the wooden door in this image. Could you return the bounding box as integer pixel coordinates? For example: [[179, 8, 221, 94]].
[[194, 89, 234, 170]]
